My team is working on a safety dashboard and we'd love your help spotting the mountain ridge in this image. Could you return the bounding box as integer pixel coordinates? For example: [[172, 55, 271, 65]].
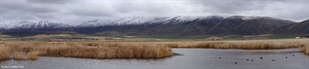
[[275, 19, 309, 35], [1, 15, 307, 37], [74, 16, 296, 36]]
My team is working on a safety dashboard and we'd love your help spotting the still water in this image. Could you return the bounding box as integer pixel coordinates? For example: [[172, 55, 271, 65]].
[[1, 48, 308, 69]]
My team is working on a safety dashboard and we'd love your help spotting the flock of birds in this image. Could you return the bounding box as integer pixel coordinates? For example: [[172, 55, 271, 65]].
[[218, 55, 296, 64]]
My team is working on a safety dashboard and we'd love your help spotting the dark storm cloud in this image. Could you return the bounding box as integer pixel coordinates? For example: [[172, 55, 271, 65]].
[[0, 0, 308, 24]]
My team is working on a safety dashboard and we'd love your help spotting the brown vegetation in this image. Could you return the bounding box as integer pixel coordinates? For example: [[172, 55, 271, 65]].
[[300, 45, 309, 55], [13, 52, 25, 60], [27, 51, 39, 60], [0, 42, 173, 61], [0, 46, 10, 61], [163, 39, 307, 50], [0, 39, 308, 61]]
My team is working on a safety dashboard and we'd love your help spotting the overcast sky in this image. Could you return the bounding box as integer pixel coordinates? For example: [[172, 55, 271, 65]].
[[0, 0, 308, 24]]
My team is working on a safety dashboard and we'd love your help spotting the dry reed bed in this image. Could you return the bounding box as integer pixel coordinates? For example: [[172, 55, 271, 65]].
[[163, 39, 309, 50], [0, 39, 308, 61], [300, 45, 309, 55], [0, 42, 172, 61]]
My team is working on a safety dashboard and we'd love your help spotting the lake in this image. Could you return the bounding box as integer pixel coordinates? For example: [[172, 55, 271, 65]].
[[1, 48, 308, 69]]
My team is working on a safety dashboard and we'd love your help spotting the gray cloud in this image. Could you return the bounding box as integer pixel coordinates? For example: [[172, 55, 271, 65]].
[[1, 1, 60, 13], [26, 0, 72, 4], [0, 0, 308, 24], [190, 0, 267, 14], [64, 2, 114, 17], [188, 0, 309, 21]]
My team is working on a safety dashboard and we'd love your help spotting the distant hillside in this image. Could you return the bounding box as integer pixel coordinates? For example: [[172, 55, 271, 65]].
[[2, 21, 74, 36], [1, 16, 308, 37], [0, 23, 11, 33], [75, 16, 294, 36], [275, 19, 309, 35]]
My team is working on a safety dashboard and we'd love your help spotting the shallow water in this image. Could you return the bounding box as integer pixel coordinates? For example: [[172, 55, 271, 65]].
[[1, 48, 308, 69]]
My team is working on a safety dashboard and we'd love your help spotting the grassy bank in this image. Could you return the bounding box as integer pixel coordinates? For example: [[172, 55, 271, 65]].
[[0, 42, 172, 61]]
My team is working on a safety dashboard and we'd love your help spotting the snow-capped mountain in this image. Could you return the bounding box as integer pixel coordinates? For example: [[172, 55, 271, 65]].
[[4, 16, 269, 29], [111, 16, 273, 25], [3, 21, 74, 36], [241, 16, 263, 20], [0, 23, 12, 29], [112, 17, 169, 25], [73, 15, 296, 36], [112, 16, 218, 25], [77, 19, 113, 27], [12, 21, 73, 29], [1, 15, 304, 36], [1, 16, 289, 29]]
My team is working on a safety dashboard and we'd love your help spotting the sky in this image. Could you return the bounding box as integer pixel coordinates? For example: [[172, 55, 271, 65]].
[[0, 0, 308, 24]]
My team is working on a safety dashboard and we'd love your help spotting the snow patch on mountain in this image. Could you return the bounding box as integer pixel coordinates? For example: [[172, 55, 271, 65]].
[[0, 23, 13, 29], [112, 17, 170, 25], [112, 16, 225, 25], [1, 16, 281, 29], [77, 19, 113, 27], [12, 21, 72, 29], [242, 16, 262, 20]]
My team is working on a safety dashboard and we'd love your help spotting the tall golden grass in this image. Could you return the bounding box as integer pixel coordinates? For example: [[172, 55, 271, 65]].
[[0, 46, 10, 61], [0, 42, 173, 60], [163, 39, 308, 50], [300, 45, 309, 55], [27, 51, 39, 60], [13, 52, 25, 60], [0, 39, 308, 61]]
